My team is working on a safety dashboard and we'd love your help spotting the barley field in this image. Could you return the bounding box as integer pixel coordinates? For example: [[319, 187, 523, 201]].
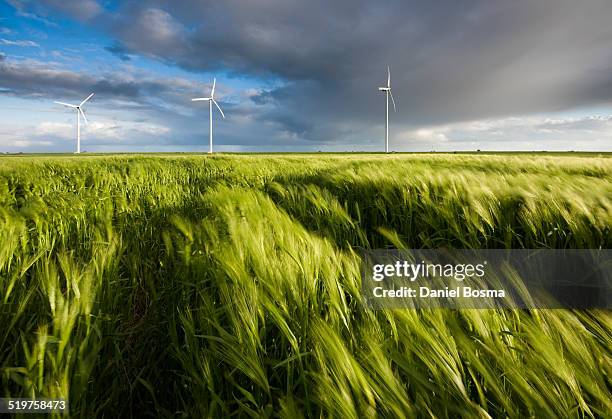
[[0, 153, 610, 418]]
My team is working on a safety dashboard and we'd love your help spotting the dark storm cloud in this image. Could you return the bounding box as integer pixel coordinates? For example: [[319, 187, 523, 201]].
[[0, 59, 140, 98], [79, 0, 612, 135], [0, 58, 205, 113]]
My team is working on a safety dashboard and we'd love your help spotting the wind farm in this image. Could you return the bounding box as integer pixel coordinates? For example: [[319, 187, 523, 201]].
[[40, 67, 400, 154], [42, 68, 398, 154]]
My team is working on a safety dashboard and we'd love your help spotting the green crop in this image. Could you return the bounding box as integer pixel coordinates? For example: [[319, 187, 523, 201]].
[[0, 153, 610, 418]]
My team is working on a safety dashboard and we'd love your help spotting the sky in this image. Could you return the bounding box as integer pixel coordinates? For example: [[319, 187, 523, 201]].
[[0, 0, 611, 153]]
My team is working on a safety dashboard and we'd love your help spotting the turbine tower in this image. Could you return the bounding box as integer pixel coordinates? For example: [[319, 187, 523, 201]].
[[54, 93, 94, 154], [378, 66, 396, 153], [192, 78, 225, 154]]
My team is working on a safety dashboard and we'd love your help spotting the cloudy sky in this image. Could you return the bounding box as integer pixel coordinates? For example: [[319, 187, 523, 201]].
[[0, 0, 611, 153]]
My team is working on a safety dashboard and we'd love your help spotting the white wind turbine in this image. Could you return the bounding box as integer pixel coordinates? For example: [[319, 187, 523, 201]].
[[378, 66, 396, 153], [192, 78, 225, 154], [54, 93, 94, 154]]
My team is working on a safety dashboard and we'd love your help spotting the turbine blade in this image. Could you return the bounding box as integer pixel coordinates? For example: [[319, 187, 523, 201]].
[[212, 99, 225, 118], [54, 101, 77, 108], [79, 107, 88, 124], [80, 93, 94, 107], [211, 78, 216, 98], [389, 90, 396, 112], [387, 66, 391, 88], [192, 97, 211, 101]]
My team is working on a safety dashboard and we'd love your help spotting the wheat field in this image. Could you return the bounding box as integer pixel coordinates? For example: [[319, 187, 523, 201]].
[[0, 153, 610, 418]]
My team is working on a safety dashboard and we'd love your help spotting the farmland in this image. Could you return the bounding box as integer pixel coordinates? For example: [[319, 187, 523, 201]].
[[0, 153, 611, 417]]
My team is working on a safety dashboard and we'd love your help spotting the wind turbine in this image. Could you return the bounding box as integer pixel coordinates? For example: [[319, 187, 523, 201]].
[[192, 78, 225, 154], [54, 93, 94, 154], [378, 66, 396, 153]]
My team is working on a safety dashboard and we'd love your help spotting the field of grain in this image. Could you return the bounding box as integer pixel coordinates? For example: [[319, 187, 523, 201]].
[[0, 153, 610, 418]]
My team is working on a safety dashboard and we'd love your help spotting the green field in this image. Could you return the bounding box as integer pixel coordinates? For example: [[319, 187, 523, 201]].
[[0, 153, 610, 417]]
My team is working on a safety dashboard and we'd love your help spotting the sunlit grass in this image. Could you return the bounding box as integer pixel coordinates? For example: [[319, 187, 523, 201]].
[[0, 153, 610, 417]]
